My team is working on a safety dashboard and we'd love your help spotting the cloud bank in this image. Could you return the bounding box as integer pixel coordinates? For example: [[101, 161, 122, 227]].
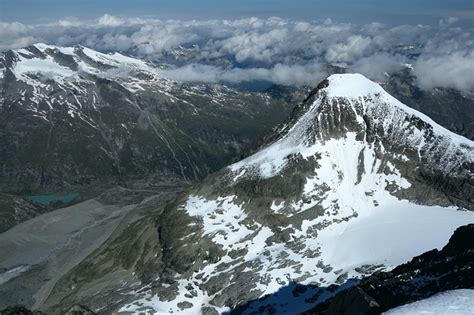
[[1, 15, 473, 91], [156, 62, 327, 87]]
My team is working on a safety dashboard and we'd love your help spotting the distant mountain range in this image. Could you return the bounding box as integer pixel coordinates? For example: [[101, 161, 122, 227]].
[[0, 44, 301, 194]]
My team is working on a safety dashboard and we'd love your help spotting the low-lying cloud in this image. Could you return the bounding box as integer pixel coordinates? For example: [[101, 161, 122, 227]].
[[0, 15, 473, 91], [414, 51, 474, 92], [156, 62, 327, 87]]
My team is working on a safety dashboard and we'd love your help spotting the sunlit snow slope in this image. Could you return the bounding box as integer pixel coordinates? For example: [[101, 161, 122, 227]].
[[384, 289, 474, 315]]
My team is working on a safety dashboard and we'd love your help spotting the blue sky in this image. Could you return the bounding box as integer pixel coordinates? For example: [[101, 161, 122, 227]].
[[1, 0, 473, 24]]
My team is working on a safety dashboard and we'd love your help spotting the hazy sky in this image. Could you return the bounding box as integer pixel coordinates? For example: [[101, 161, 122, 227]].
[[1, 0, 473, 25]]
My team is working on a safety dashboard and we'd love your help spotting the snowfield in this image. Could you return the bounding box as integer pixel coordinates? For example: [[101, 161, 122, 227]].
[[317, 202, 472, 271], [384, 289, 474, 315]]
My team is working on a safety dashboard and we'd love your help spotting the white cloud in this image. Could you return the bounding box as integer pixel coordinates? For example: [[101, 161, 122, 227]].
[[350, 53, 405, 81], [57, 17, 83, 28], [325, 35, 375, 64], [414, 51, 474, 91], [155, 62, 327, 87], [0, 15, 473, 91], [98, 14, 125, 27], [439, 16, 460, 27]]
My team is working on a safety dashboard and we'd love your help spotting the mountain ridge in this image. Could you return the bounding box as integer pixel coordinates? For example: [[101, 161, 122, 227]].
[[230, 73, 472, 208], [0, 43, 296, 194]]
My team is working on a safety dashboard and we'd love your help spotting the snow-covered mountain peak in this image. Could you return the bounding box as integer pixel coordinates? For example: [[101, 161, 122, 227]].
[[325, 73, 386, 98], [230, 73, 473, 181], [9, 43, 157, 79], [325, 73, 470, 145]]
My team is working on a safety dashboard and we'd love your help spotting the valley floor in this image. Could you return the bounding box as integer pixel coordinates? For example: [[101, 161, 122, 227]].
[[0, 182, 187, 311]]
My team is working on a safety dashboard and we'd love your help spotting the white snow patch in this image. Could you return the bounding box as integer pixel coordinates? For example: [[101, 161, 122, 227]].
[[384, 289, 474, 315], [185, 195, 253, 251], [13, 54, 76, 81], [317, 202, 473, 272], [233, 169, 246, 182], [270, 200, 284, 212], [79, 46, 147, 68], [0, 265, 30, 285]]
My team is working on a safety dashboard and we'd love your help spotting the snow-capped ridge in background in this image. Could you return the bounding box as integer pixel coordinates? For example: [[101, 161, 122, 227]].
[[5, 43, 167, 93]]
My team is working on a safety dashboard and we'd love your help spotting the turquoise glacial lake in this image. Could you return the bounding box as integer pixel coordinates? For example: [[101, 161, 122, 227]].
[[26, 193, 79, 206]]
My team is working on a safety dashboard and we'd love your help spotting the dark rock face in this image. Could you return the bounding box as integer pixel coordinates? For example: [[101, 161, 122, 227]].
[[442, 224, 473, 254], [0, 303, 94, 315], [322, 287, 380, 315], [0, 305, 44, 315], [0, 194, 48, 233], [304, 224, 474, 314], [64, 304, 95, 315]]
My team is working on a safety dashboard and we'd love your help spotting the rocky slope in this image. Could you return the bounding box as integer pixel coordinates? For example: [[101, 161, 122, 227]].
[[382, 68, 474, 140], [0, 194, 47, 233], [0, 183, 187, 311], [40, 74, 473, 314], [0, 44, 295, 195], [304, 223, 474, 315]]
